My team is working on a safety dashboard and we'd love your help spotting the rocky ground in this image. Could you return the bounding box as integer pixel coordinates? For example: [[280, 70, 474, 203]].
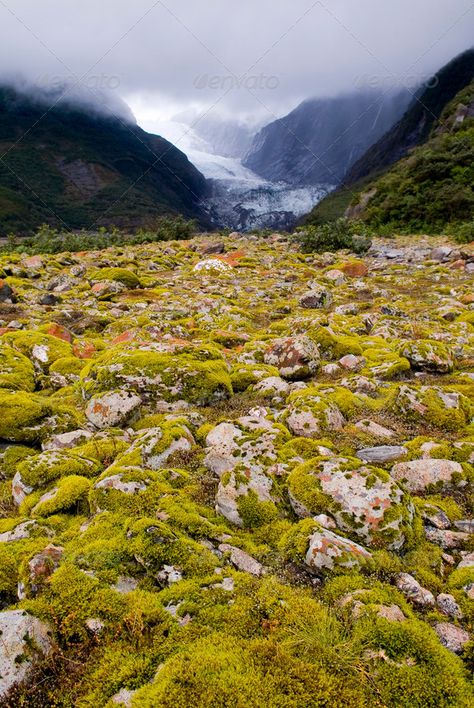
[[0, 232, 473, 706]]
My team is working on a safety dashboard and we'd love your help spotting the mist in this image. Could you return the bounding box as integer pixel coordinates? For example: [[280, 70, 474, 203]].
[[0, 0, 472, 129]]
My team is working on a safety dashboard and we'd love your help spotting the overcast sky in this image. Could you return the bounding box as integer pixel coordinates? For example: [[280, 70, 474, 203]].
[[0, 0, 472, 131]]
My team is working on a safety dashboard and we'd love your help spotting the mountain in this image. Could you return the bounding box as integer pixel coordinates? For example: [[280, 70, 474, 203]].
[[304, 48, 474, 226], [0, 84, 210, 235], [243, 89, 411, 186], [345, 80, 474, 231], [344, 48, 474, 185]]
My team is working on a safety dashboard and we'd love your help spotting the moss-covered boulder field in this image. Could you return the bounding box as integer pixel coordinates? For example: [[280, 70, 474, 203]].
[[0, 230, 473, 706]]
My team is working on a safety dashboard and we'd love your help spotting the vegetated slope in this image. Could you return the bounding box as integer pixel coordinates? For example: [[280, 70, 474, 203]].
[[0, 232, 473, 706], [345, 48, 474, 185], [243, 89, 411, 186], [303, 48, 474, 227], [349, 82, 474, 231], [0, 85, 210, 235]]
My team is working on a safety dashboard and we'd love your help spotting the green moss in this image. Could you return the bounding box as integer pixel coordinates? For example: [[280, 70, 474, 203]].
[[49, 356, 85, 377], [132, 632, 367, 708], [89, 267, 141, 289], [126, 517, 218, 578], [279, 518, 318, 564], [2, 330, 72, 371], [1, 445, 36, 478], [0, 390, 50, 442], [31, 475, 91, 517], [447, 566, 474, 590], [0, 344, 36, 391], [230, 364, 280, 392], [308, 326, 363, 358], [354, 616, 474, 707], [394, 385, 472, 432], [236, 490, 279, 528], [287, 459, 336, 518], [362, 348, 411, 379]]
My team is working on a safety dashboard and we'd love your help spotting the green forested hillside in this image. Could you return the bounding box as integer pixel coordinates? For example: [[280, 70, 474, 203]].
[[0, 86, 210, 234], [303, 49, 474, 232]]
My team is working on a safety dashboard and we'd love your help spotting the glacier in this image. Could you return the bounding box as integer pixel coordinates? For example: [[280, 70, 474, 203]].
[[138, 114, 335, 231]]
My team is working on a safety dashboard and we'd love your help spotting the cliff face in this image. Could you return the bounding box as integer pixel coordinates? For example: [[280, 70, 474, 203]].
[[243, 89, 411, 186]]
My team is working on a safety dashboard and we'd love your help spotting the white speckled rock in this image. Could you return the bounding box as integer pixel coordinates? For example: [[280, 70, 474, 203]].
[[390, 459, 464, 494], [85, 391, 142, 429], [305, 527, 372, 573], [0, 610, 53, 699]]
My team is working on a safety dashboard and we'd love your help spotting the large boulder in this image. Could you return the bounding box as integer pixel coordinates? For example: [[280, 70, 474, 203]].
[[81, 347, 232, 405], [264, 336, 320, 380], [0, 610, 53, 699], [390, 459, 466, 494], [399, 340, 454, 373], [288, 456, 413, 549]]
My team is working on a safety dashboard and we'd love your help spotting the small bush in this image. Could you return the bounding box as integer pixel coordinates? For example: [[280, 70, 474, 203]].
[[1, 216, 198, 255], [452, 219, 474, 244], [294, 218, 372, 254]]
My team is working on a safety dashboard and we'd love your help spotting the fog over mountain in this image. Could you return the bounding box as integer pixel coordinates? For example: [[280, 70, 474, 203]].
[[0, 1, 472, 231], [0, 1, 472, 127]]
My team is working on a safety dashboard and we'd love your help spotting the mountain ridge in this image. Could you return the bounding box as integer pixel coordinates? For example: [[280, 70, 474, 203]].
[[0, 84, 210, 234]]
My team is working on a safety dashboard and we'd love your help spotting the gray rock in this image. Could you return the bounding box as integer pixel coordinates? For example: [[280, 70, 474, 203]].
[[395, 573, 435, 608], [424, 527, 469, 549], [354, 420, 396, 439], [218, 544, 263, 576], [454, 519, 474, 533], [436, 593, 463, 619], [434, 622, 470, 654], [356, 446, 407, 463]]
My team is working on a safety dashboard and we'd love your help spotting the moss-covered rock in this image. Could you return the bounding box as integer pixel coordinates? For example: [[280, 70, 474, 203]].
[[0, 345, 36, 391], [288, 456, 414, 549], [394, 384, 472, 432], [2, 331, 72, 373], [30, 475, 91, 517], [89, 267, 141, 289], [81, 346, 232, 405], [0, 391, 50, 442]]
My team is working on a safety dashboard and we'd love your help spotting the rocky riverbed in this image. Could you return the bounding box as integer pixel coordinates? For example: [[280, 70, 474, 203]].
[[0, 232, 473, 706]]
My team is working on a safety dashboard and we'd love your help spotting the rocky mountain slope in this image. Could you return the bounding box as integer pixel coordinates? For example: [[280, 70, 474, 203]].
[[243, 89, 411, 186], [344, 48, 474, 185], [0, 85, 210, 235], [0, 232, 473, 705], [304, 48, 474, 226]]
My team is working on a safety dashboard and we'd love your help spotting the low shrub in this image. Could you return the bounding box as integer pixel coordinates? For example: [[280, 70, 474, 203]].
[[294, 218, 372, 254]]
